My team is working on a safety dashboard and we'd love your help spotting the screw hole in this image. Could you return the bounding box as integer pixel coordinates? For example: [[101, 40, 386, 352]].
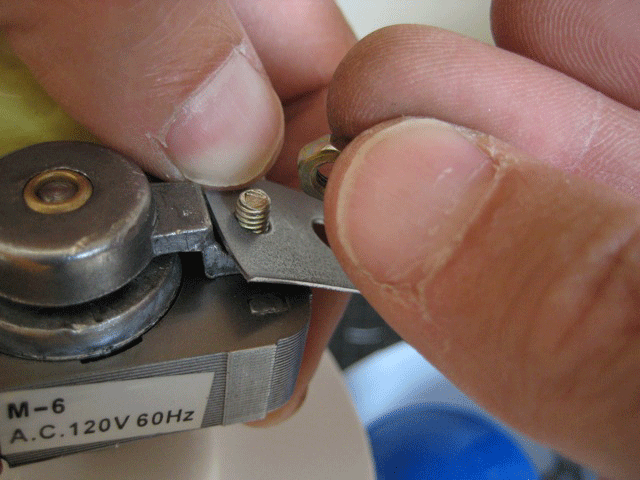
[[312, 220, 330, 247], [314, 162, 334, 189]]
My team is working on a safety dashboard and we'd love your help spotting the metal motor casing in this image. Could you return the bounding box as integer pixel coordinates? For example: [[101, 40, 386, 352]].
[[0, 271, 310, 467], [0, 142, 156, 308], [0, 142, 312, 467]]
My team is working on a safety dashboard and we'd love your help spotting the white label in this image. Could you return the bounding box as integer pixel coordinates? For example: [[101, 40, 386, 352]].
[[0, 372, 214, 455]]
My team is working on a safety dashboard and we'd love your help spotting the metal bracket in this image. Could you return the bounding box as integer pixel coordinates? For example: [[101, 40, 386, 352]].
[[149, 177, 357, 292], [205, 180, 357, 293]]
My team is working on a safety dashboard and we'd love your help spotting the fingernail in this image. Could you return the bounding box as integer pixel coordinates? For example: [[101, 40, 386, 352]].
[[164, 51, 284, 188], [334, 118, 497, 282]]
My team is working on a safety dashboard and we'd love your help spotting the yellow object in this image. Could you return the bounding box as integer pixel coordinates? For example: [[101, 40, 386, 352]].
[[0, 36, 96, 156]]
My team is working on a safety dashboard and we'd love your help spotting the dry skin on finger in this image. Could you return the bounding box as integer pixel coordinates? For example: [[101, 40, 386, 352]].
[[323, 117, 640, 478]]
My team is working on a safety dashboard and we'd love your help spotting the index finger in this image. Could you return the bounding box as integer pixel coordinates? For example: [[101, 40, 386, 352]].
[[229, 1, 356, 187], [1, 0, 353, 188], [230, 0, 355, 102]]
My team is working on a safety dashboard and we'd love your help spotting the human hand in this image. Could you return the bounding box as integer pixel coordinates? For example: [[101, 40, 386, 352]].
[[0, 0, 354, 432], [322, 1, 640, 478]]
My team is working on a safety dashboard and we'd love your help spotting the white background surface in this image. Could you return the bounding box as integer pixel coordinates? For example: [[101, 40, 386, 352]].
[[336, 0, 493, 41]]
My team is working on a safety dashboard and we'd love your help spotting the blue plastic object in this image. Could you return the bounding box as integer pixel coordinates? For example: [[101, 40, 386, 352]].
[[367, 405, 539, 479]]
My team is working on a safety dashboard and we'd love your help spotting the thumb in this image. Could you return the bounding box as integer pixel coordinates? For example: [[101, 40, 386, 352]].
[[2, 0, 283, 187], [324, 118, 640, 479]]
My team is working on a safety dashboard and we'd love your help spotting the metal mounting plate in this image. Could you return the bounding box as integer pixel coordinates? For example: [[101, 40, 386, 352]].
[[205, 180, 357, 293]]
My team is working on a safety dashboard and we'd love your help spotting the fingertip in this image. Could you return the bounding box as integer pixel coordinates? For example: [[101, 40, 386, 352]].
[[246, 386, 308, 428]]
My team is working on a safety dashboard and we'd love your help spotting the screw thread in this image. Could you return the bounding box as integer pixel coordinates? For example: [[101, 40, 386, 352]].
[[235, 189, 271, 233]]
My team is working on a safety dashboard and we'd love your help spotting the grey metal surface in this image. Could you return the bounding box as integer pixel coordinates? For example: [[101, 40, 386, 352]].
[[0, 142, 155, 307], [151, 182, 214, 255], [0, 273, 309, 390], [0, 255, 181, 361], [223, 345, 277, 424], [205, 180, 357, 293], [267, 326, 308, 411], [201, 243, 240, 278], [0, 273, 310, 466]]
